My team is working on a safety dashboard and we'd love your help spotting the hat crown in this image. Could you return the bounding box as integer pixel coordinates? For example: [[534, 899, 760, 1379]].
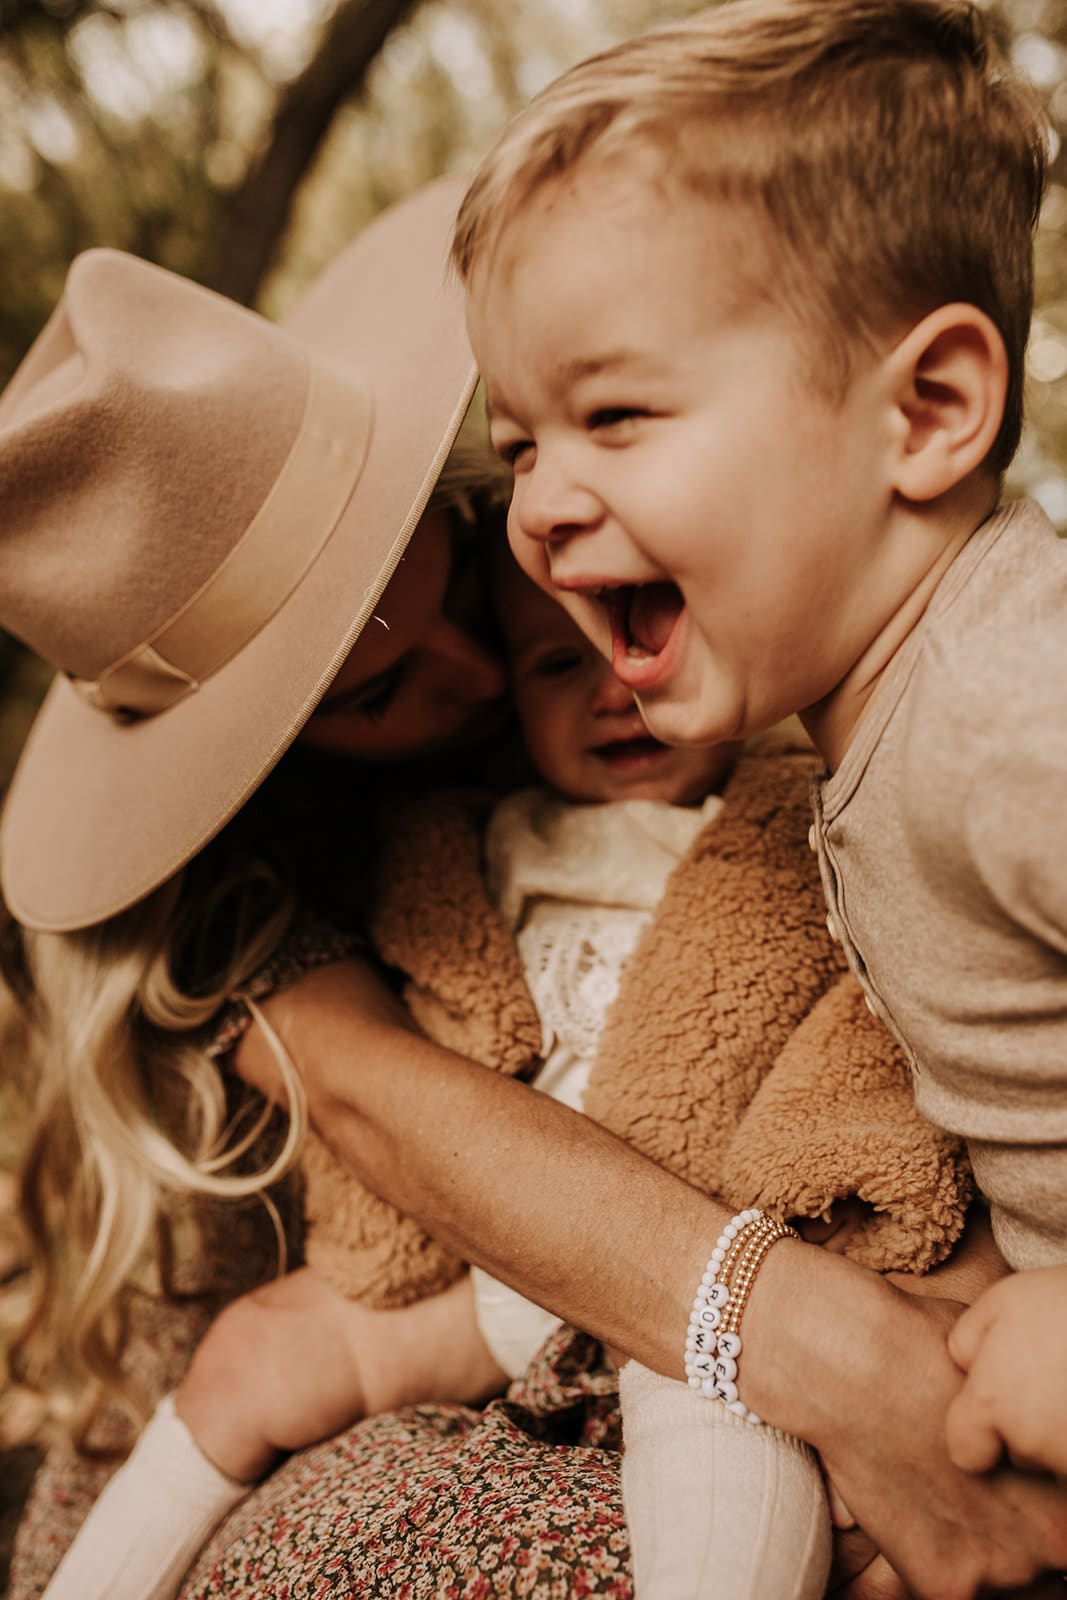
[[0, 177, 476, 932], [0, 249, 309, 679]]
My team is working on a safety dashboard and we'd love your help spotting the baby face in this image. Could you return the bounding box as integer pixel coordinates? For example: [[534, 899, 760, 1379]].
[[467, 153, 899, 749], [498, 553, 736, 805]]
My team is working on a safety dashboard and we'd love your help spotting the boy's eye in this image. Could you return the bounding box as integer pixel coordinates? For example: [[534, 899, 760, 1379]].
[[494, 436, 532, 467], [587, 407, 648, 436]]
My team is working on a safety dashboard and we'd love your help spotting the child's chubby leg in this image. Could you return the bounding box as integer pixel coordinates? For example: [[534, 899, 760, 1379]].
[[177, 1266, 507, 1481], [618, 1359, 831, 1600], [42, 1271, 506, 1600]]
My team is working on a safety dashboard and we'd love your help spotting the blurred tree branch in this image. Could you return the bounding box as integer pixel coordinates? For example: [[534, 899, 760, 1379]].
[[206, 0, 422, 305]]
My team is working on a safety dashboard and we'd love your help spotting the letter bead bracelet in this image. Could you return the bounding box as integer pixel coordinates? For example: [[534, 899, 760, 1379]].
[[684, 1208, 798, 1424]]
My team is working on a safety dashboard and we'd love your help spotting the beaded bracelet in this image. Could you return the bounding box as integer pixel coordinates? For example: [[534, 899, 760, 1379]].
[[683, 1208, 798, 1424]]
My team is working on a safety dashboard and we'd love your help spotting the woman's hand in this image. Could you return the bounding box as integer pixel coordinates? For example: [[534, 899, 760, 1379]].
[[746, 1242, 1067, 1598], [946, 1264, 1067, 1477], [822, 1286, 1067, 1595]]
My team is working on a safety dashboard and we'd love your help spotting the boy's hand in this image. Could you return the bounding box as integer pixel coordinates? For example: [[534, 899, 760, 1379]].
[[946, 1265, 1067, 1476]]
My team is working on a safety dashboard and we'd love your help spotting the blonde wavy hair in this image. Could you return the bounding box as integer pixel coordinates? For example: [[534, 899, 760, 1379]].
[[2, 394, 511, 1451], [4, 862, 303, 1448]]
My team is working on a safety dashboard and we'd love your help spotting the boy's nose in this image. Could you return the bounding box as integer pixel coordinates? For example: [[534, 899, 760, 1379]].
[[427, 618, 507, 705], [511, 458, 601, 545]]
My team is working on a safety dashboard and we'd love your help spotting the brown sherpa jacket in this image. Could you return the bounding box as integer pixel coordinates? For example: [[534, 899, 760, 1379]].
[[302, 744, 971, 1308]]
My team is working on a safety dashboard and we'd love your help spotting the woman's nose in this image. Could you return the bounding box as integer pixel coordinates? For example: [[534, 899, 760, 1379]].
[[427, 618, 507, 704]]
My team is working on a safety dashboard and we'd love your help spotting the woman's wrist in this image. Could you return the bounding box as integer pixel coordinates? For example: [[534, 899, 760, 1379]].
[[728, 1235, 893, 1449]]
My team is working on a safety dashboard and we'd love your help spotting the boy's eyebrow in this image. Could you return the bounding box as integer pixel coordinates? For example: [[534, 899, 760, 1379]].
[[486, 350, 664, 422], [556, 350, 647, 383]]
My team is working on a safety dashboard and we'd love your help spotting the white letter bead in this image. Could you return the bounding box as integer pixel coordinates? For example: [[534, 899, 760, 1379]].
[[692, 1328, 714, 1353], [706, 1282, 730, 1307], [698, 1305, 721, 1330], [714, 1356, 738, 1383], [717, 1331, 742, 1359], [714, 1379, 740, 1405], [692, 1353, 715, 1376]]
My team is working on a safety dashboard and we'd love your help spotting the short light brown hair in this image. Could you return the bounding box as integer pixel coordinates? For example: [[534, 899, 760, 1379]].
[[454, 0, 1047, 472]]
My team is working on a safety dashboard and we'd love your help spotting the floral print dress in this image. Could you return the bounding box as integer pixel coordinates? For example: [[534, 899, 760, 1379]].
[[9, 928, 633, 1600]]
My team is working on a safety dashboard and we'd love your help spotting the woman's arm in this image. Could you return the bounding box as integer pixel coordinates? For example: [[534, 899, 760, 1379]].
[[236, 957, 1067, 1598]]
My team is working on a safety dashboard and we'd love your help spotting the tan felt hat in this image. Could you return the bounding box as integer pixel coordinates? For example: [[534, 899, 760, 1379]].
[[0, 177, 477, 932]]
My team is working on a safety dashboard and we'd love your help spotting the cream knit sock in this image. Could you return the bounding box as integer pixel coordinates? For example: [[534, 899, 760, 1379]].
[[619, 1359, 832, 1600], [42, 1394, 250, 1600]]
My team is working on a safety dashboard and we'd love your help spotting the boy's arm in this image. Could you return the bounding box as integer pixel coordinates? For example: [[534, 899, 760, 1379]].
[[237, 957, 1067, 1598]]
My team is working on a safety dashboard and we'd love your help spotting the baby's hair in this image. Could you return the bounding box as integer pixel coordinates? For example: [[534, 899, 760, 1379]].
[[454, 0, 1047, 473]]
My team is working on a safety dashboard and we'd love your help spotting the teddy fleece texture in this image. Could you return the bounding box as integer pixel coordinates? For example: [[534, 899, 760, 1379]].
[[301, 745, 971, 1307]]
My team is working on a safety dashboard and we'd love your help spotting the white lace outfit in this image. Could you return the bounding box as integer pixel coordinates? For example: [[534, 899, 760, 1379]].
[[473, 786, 832, 1600], [471, 787, 724, 1374]]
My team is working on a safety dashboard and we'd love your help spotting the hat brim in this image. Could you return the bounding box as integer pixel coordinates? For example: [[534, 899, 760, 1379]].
[[2, 177, 477, 931]]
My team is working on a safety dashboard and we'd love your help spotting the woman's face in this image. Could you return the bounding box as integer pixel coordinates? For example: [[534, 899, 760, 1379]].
[[301, 510, 507, 761]]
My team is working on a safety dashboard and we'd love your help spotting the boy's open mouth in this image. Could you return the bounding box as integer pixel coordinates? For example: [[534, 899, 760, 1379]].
[[602, 583, 685, 687], [604, 583, 684, 655]]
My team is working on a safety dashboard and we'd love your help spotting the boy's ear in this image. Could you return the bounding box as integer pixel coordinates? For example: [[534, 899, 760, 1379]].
[[886, 305, 1008, 501]]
